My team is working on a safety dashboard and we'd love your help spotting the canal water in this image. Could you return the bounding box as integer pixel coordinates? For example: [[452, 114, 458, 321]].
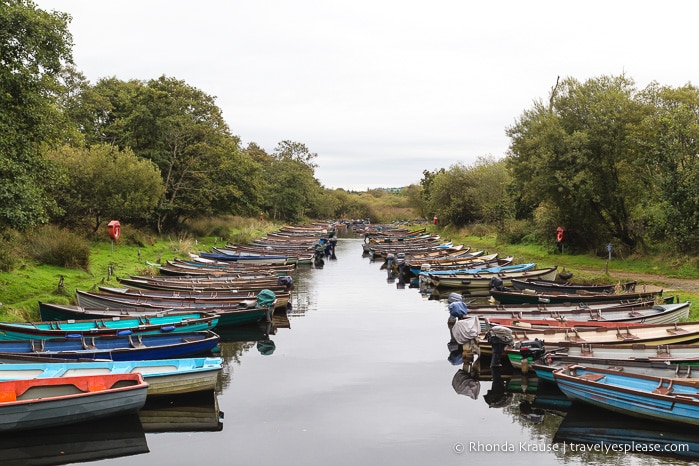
[[9, 237, 697, 465]]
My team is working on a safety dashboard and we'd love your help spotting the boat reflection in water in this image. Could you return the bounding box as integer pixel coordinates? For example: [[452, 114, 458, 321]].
[[0, 412, 148, 466], [554, 403, 699, 461], [139, 391, 224, 433]]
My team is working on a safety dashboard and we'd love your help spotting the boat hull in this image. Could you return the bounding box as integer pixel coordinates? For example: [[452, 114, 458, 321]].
[[554, 365, 699, 426], [0, 373, 148, 432]]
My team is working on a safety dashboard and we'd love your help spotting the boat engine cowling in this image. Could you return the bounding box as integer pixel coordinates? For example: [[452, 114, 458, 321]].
[[518, 339, 546, 361]]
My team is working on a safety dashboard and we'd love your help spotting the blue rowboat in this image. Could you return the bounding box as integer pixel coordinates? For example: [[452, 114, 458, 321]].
[[198, 252, 288, 265], [0, 331, 220, 362], [0, 373, 148, 432], [420, 262, 537, 276], [0, 357, 222, 396], [553, 364, 699, 426], [0, 310, 218, 340]]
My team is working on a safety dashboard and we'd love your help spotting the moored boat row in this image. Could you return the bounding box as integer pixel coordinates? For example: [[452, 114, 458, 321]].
[[0, 222, 341, 433]]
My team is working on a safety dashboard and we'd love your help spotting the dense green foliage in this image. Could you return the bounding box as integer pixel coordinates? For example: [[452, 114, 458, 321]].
[[0, 0, 73, 230], [418, 75, 699, 257], [0, 0, 409, 245], [46, 144, 164, 230]]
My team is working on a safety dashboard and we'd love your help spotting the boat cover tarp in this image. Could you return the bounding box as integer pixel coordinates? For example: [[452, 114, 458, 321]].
[[257, 289, 277, 308], [451, 316, 480, 344]]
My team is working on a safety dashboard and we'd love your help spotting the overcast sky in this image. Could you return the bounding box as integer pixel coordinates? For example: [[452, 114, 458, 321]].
[[35, 0, 697, 191]]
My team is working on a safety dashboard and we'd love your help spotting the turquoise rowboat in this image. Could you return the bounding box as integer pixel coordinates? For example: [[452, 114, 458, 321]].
[[553, 364, 699, 426], [0, 310, 219, 340], [0, 357, 223, 396]]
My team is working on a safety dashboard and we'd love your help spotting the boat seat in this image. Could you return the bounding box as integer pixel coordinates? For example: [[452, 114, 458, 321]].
[[578, 373, 605, 382], [652, 386, 674, 395], [616, 328, 639, 340], [30, 340, 45, 352], [82, 337, 97, 350], [128, 335, 146, 348], [652, 379, 674, 395]]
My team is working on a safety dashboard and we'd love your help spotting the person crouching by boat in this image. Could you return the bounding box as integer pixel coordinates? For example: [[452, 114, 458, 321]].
[[485, 324, 514, 368]]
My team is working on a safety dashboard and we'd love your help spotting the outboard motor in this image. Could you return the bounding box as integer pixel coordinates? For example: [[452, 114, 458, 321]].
[[489, 276, 508, 291], [329, 237, 338, 260], [518, 339, 546, 369], [385, 253, 396, 278], [277, 275, 294, 290], [313, 242, 325, 267]]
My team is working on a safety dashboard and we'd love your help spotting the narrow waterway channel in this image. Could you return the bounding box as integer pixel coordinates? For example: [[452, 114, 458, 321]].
[[23, 236, 695, 466]]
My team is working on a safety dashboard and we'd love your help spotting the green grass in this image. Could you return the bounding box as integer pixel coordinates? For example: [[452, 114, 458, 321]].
[[0, 220, 281, 322]]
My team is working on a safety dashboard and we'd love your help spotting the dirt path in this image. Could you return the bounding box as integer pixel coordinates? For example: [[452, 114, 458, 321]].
[[580, 269, 699, 294]]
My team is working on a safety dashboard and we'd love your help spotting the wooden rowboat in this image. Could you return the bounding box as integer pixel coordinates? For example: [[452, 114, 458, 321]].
[[40, 301, 271, 329], [553, 364, 699, 426], [0, 330, 220, 361], [0, 311, 219, 340], [0, 373, 148, 432], [510, 278, 637, 293], [489, 288, 663, 305], [0, 357, 222, 396], [480, 318, 699, 350], [425, 266, 559, 289]]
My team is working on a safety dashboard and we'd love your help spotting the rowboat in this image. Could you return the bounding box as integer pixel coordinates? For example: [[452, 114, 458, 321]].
[[198, 251, 288, 265], [116, 275, 291, 293], [77, 287, 290, 311], [0, 311, 219, 340], [0, 357, 222, 396], [425, 266, 559, 289], [0, 373, 148, 432], [544, 340, 699, 363], [479, 318, 699, 355], [468, 301, 690, 325], [510, 278, 637, 293], [39, 303, 214, 322], [553, 364, 699, 426], [42, 300, 272, 329], [0, 330, 220, 361], [532, 352, 699, 384], [489, 288, 663, 305], [422, 262, 537, 277]]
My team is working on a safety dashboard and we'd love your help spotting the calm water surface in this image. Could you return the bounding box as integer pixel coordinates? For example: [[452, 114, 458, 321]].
[[17, 237, 697, 466]]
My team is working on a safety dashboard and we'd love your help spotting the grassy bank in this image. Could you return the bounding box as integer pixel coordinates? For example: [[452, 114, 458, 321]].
[[0, 219, 281, 322]]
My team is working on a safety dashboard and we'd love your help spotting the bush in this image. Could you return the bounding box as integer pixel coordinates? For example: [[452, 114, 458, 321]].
[[499, 219, 536, 244], [185, 216, 232, 240], [169, 234, 197, 256], [26, 226, 91, 270], [0, 230, 22, 272]]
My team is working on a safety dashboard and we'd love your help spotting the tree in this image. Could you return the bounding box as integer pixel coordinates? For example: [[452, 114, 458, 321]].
[[263, 141, 323, 222], [423, 157, 510, 227], [632, 83, 699, 253], [506, 75, 646, 252], [0, 0, 73, 231], [73, 76, 260, 231], [46, 144, 164, 231]]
